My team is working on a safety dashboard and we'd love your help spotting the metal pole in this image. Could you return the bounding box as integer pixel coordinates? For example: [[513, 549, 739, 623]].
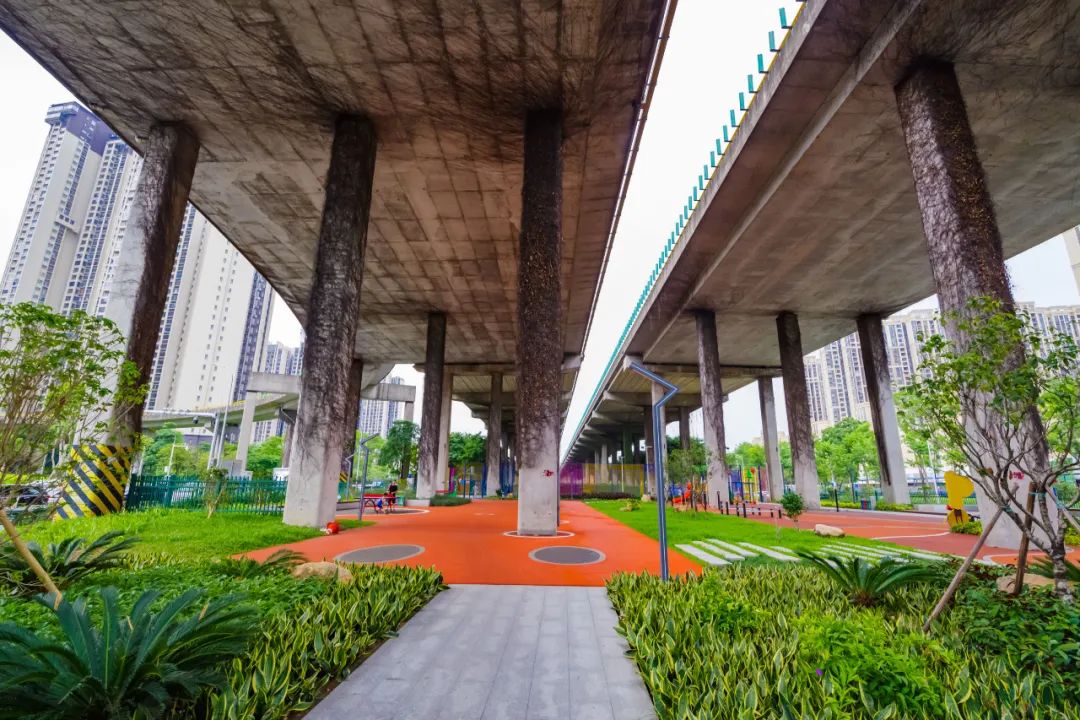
[[627, 362, 678, 581], [356, 433, 376, 522]]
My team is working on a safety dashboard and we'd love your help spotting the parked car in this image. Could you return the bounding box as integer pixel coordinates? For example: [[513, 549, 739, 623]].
[[0, 484, 53, 520]]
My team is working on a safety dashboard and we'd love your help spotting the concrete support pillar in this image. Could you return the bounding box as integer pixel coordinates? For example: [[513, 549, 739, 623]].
[[516, 108, 563, 535], [758, 379, 785, 502], [678, 407, 691, 451], [485, 373, 503, 496], [857, 314, 910, 505], [404, 401, 415, 422], [651, 382, 668, 497], [436, 369, 453, 493], [600, 443, 609, 485], [643, 408, 655, 495], [341, 358, 363, 480], [417, 313, 447, 501], [233, 391, 258, 472], [896, 60, 1051, 546], [284, 116, 376, 527], [695, 310, 729, 504], [280, 410, 296, 468], [777, 312, 821, 509], [104, 123, 199, 448]]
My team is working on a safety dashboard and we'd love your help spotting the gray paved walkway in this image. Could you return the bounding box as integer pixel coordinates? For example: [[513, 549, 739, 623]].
[[307, 585, 657, 720]]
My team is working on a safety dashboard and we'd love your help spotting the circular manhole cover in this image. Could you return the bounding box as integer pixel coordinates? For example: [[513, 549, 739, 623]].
[[529, 546, 606, 566], [337, 544, 425, 564]]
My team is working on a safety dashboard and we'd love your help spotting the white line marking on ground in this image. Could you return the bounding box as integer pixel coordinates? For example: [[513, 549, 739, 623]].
[[677, 544, 729, 566]]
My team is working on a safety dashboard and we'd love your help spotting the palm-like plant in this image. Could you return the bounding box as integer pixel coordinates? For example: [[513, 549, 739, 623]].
[[0, 586, 255, 719], [797, 552, 939, 607], [0, 531, 138, 597], [213, 548, 305, 579]]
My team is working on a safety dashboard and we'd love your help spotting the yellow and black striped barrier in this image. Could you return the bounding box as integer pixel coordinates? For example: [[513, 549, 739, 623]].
[[55, 444, 132, 519]]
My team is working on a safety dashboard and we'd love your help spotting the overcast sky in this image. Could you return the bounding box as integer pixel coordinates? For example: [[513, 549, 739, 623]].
[[1, 1, 1077, 449]]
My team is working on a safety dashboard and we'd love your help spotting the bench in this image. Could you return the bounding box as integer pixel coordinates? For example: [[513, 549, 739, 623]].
[[362, 493, 398, 513]]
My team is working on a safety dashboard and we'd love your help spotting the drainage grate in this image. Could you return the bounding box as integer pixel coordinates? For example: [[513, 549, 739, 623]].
[[529, 546, 605, 566], [337, 544, 425, 564]]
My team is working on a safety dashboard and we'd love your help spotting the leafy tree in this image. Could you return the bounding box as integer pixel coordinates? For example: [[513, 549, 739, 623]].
[[139, 427, 202, 476], [780, 491, 805, 527], [449, 432, 486, 468], [726, 442, 766, 469], [814, 418, 878, 485], [899, 298, 1080, 601], [246, 436, 283, 480], [667, 441, 709, 511], [380, 420, 419, 480], [0, 302, 143, 601]]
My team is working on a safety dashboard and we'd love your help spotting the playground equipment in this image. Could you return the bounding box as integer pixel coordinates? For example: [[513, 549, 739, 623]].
[[944, 471, 975, 527]]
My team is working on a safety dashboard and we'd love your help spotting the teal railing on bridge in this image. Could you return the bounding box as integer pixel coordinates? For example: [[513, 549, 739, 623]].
[[126, 475, 288, 515], [565, 5, 807, 457]]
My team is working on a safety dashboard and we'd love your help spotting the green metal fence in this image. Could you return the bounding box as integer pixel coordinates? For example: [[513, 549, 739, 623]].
[[126, 475, 288, 514]]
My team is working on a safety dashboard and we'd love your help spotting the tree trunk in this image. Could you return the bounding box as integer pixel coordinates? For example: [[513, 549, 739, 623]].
[[0, 508, 61, 606]]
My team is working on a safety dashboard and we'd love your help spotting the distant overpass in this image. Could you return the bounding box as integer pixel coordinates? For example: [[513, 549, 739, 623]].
[[566, 0, 1080, 550]]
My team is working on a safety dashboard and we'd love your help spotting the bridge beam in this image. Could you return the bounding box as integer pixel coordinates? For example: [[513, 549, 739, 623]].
[[777, 312, 821, 509], [516, 108, 564, 536], [284, 115, 375, 528]]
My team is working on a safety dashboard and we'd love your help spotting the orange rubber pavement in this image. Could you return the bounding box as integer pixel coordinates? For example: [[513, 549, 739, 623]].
[[735, 505, 1080, 565], [248, 499, 700, 586]]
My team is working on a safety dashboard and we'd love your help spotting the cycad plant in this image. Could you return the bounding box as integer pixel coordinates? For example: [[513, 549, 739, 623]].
[[797, 552, 939, 607], [0, 586, 255, 719], [1029, 556, 1080, 583], [213, 548, 305, 579], [0, 531, 138, 597]]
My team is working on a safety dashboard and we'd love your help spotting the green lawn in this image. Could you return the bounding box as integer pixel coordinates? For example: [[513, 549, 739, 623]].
[[14, 507, 370, 560], [587, 500, 916, 563], [0, 509, 436, 718]]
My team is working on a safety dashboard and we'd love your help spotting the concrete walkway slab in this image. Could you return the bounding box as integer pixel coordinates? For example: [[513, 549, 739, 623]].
[[306, 585, 656, 720]]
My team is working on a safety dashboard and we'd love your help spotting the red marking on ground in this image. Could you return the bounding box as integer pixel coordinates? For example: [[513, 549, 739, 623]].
[[248, 499, 700, 586], [734, 505, 1080, 564]]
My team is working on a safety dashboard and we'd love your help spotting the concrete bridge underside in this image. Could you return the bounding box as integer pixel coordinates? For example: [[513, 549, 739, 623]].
[[0, 0, 670, 533], [569, 0, 1080, 549]]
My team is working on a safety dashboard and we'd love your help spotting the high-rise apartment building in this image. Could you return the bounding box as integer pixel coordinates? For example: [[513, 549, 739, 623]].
[[804, 304, 1078, 436], [357, 375, 404, 439], [2, 102, 273, 415]]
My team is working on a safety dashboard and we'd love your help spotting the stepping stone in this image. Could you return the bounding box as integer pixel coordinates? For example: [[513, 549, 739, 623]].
[[703, 538, 757, 558], [737, 542, 798, 561], [695, 540, 746, 560], [823, 544, 896, 561], [677, 544, 730, 566]]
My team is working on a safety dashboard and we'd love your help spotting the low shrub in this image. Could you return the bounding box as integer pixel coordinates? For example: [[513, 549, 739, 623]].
[[430, 495, 471, 507], [620, 498, 640, 512], [876, 502, 915, 512], [779, 491, 805, 525], [1065, 525, 1080, 547], [0, 530, 138, 597], [798, 552, 941, 607], [0, 587, 255, 719], [951, 519, 983, 535], [608, 563, 1080, 719]]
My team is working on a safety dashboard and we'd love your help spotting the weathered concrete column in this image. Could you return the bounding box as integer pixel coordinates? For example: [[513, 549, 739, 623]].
[[104, 123, 199, 448], [232, 391, 258, 473], [896, 60, 1051, 547], [758, 379, 785, 501], [416, 313, 447, 501], [600, 443, 609, 485], [678, 407, 691, 451], [516, 108, 563, 536], [485, 373, 503, 496], [436, 368, 453, 493], [695, 310, 729, 505], [403, 401, 415, 422], [643, 408, 655, 494], [280, 409, 296, 468], [857, 315, 910, 505], [651, 382, 669, 497], [777, 312, 821, 509], [283, 116, 376, 528], [341, 358, 364, 480]]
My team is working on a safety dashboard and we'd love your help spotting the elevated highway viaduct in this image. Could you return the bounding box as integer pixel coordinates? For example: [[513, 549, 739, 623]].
[[566, 0, 1080, 549], [0, 0, 673, 533]]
